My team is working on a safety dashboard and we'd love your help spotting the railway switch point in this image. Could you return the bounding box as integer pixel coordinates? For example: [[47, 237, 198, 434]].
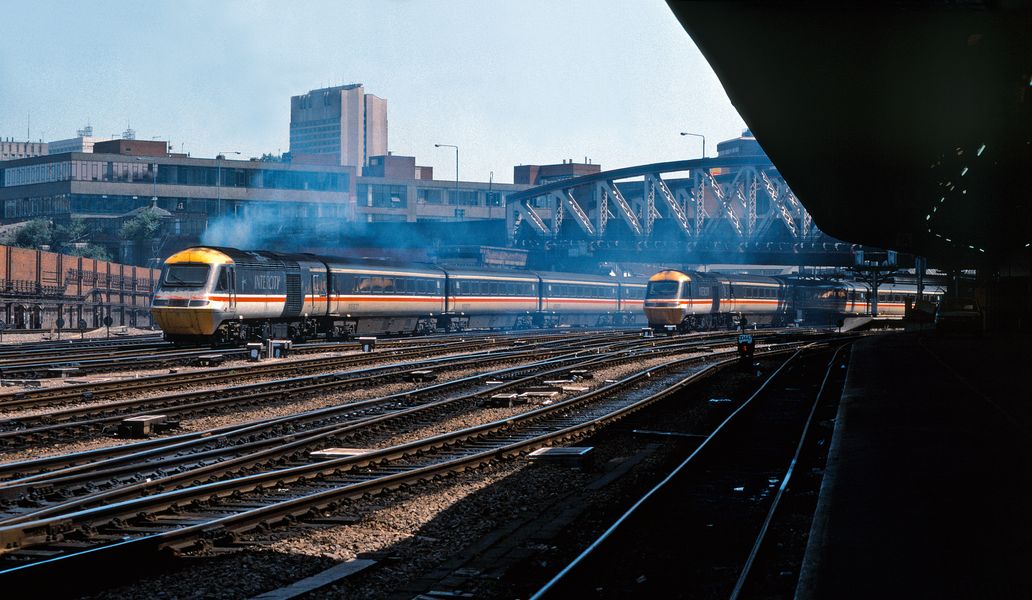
[[47, 367, 80, 378], [358, 337, 377, 352], [195, 354, 225, 367], [249, 558, 377, 600], [404, 370, 437, 382], [568, 369, 593, 380], [487, 393, 520, 407], [119, 415, 176, 438], [309, 448, 373, 460], [528, 447, 595, 470]]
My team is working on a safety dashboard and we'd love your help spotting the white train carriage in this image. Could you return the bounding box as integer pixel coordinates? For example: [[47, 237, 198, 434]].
[[444, 269, 540, 330], [719, 275, 786, 324], [323, 262, 447, 336], [616, 280, 648, 325], [539, 273, 620, 327], [839, 281, 946, 318]]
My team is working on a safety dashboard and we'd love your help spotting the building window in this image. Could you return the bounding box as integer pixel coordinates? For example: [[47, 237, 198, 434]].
[[450, 190, 479, 206], [359, 184, 407, 208], [417, 188, 444, 204]]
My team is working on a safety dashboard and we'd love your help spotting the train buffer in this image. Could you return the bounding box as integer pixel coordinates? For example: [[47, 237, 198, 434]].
[[403, 370, 437, 382]]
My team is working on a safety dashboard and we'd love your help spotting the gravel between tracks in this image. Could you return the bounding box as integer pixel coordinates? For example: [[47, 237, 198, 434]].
[[0, 346, 509, 419], [0, 347, 370, 396], [0, 328, 158, 344], [84, 353, 772, 600], [0, 347, 552, 464]]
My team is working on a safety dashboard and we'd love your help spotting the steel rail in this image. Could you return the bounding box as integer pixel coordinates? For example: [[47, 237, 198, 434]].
[[728, 342, 851, 600], [0, 329, 629, 408], [0, 331, 719, 443], [0, 341, 812, 574], [0, 330, 779, 478], [530, 344, 816, 600], [0, 336, 735, 523], [0, 334, 725, 492], [0, 332, 643, 425]]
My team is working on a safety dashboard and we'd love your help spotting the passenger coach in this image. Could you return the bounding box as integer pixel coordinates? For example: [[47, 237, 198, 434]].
[[150, 246, 647, 344]]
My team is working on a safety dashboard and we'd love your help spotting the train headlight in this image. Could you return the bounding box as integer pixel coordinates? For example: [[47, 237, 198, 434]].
[[188, 300, 210, 307]]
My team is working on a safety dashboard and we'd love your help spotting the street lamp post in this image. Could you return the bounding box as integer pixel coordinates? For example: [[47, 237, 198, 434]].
[[435, 144, 459, 206], [216, 151, 242, 217], [680, 131, 706, 158]]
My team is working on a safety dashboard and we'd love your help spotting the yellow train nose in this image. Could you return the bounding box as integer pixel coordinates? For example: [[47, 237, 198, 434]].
[[151, 308, 220, 336], [644, 307, 684, 326]]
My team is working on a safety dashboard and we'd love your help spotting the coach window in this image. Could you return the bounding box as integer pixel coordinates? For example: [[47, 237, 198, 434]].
[[215, 267, 230, 291]]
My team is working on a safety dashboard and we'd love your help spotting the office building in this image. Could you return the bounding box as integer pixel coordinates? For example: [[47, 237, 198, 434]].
[[0, 149, 355, 264], [289, 84, 388, 169], [48, 125, 111, 155], [0, 144, 532, 264], [1, 138, 48, 161], [514, 159, 601, 186]]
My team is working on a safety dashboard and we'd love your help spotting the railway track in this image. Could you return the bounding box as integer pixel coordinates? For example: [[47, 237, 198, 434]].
[[0, 327, 638, 379], [529, 342, 852, 599], [0, 332, 647, 450], [0, 333, 740, 521], [0, 335, 830, 591], [0, 329, 629, 412]]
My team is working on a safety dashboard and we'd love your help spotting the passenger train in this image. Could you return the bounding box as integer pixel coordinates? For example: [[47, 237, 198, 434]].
[[150, 247, 648, 344], [643, 269, 946, 331]]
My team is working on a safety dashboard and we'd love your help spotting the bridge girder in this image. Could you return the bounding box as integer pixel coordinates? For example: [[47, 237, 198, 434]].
[[506, 158, 827, 254]]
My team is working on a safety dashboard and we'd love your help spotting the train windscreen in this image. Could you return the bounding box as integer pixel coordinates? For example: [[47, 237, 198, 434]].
[[162, 264, 211, 289], [646, 280, 681, 299]]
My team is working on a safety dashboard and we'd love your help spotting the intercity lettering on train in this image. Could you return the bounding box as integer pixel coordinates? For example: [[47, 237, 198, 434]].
[[254, 274, 281, 290]]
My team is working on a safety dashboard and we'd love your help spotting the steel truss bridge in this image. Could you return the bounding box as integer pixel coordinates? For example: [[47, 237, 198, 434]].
[[506, 157, 860, 267]]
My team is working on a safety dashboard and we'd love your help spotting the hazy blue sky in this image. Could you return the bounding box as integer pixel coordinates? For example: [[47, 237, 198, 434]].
[[0, 0, 747, 183]]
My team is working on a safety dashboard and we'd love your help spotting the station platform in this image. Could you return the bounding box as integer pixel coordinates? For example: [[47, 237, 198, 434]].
[[796, 332, 1032, 599]]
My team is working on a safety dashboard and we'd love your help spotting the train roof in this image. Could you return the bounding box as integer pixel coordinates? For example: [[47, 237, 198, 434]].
[[442, 267, 539, 281], [536, 271, 620, 285], [177, 247, 643, 284], [181, 246, 439, 275]]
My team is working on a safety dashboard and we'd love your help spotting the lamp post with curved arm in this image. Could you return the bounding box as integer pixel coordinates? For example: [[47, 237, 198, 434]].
[[680, 131, 706, 159], [435, 143, 459, 206]]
